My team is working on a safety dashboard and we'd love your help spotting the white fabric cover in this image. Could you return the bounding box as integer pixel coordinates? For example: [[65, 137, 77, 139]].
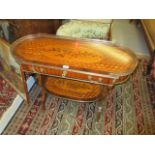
[[56, 20, 110, 39]]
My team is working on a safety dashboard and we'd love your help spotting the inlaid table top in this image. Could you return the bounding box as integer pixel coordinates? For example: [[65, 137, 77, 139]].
[[12, 34, 138, 77], [11, 34, 139, 103]]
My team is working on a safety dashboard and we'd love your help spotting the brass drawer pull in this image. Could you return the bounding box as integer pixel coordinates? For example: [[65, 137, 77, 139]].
[[40, 67, 44, 72], [88, 75, 92, 81], [98, 77, 102, 82], [62, 70, 68, 77]]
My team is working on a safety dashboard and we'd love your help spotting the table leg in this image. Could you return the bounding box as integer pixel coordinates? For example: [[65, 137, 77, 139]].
[[96, 86, 114, 122], [41, 75, 46, 110], [96, 104, 103, 122], [42, 88, 46, 111], [20, 66, 30, 104], [37, 75, 46, 110]]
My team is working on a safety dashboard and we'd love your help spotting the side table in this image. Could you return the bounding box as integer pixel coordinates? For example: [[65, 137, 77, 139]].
[[11, 34, 138, 111]]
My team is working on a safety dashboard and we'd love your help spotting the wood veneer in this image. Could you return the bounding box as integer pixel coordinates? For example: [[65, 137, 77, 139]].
[[12, 34, 138, 107]]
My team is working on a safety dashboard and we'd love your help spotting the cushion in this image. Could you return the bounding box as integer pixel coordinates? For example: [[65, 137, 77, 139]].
[[56, 20, 110, 39]]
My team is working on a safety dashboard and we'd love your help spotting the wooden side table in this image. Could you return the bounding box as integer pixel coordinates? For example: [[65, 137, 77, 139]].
[[12, 34, 138, 110]]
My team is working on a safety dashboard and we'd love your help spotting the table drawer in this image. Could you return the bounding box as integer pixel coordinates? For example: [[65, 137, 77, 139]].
[[21, 64, 127, 86]]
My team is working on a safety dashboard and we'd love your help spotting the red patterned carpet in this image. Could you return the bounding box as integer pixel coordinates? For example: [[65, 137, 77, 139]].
[[0, 76, 17, 119], [3, 59, 155, 135]]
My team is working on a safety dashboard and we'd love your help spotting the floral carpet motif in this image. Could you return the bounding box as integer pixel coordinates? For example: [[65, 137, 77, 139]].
[[0, 76, 17, 119], [3, 59, 155, 135]]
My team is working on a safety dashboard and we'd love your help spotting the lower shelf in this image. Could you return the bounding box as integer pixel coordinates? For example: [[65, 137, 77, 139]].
[[44, 76, 107, 102]]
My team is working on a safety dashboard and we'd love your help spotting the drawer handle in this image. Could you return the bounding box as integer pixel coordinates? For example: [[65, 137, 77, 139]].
[[88, 75, 92, 81], [40, 68, 44, 72], [62, 70, 67, 77]]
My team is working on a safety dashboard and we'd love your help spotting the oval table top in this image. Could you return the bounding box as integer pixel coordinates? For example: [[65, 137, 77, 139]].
[[12, 34, 138, 77]]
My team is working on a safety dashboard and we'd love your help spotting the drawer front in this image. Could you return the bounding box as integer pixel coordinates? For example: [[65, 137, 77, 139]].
[[21, 64, 126, 86]]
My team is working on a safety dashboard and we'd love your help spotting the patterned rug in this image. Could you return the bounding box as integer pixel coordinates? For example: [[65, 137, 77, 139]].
[[3, 59, 155, 135], [0, 76, 17, 119]]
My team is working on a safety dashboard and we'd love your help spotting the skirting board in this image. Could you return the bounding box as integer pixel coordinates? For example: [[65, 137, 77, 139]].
[[0, 76, 35, 134]]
